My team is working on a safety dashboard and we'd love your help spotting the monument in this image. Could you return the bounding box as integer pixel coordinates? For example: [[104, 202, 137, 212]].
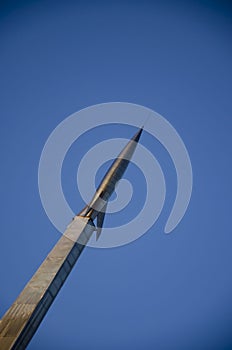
[[0, 128, 143, 349]]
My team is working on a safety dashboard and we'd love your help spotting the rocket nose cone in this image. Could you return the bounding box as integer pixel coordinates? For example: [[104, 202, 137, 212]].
[[132, 127, 143, 143]]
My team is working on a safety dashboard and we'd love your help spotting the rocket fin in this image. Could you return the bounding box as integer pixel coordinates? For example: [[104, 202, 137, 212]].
[[96, 202, 107, 240]]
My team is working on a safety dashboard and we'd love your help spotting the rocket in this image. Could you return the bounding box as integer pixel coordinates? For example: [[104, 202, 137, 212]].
[[78, 127, 143, 240]]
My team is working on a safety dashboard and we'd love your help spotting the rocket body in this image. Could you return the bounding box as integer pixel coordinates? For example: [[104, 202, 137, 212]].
[[78, 128, 143, 238]]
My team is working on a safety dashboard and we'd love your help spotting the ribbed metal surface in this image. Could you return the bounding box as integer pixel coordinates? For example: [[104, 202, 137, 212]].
[[0, 217, 95, 350]]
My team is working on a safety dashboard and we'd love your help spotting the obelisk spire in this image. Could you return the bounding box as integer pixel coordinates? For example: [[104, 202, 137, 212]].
[[0, 127, 143, 349]]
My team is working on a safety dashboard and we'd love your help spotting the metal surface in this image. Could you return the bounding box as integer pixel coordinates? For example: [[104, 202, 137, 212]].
[[0, 127, 143, 349], [0, 217, 95, 349], [78, 127, 143, 238]]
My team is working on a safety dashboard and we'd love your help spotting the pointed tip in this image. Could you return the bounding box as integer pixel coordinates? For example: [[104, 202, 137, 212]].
[[132, 127, 143, 143]]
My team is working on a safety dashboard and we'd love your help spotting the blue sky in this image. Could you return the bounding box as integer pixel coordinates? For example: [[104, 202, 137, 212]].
[[0, 0, 232, 349]]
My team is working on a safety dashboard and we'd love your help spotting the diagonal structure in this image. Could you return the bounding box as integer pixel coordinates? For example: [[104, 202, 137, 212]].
[[0, 127, 143, 349]]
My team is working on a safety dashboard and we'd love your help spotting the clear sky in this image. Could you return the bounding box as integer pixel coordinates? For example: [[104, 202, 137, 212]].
[[0, 0, 232, 349]]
